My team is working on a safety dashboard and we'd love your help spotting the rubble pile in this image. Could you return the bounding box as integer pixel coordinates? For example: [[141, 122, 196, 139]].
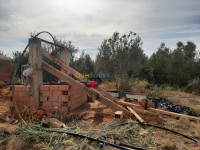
[[21, 106, 47, 122], [151, 98, 200, 117]]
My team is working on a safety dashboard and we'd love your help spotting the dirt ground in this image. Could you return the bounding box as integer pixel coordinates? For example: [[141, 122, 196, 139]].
[[0, 87, 200, 150]]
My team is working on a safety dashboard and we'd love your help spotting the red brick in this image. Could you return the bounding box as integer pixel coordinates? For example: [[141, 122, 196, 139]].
[[52, 91, 62, 96], [42, 91, 52, 96], [68, 101, 71, 107], [58, 85, 70, 91], [14, 86, 24, 91], [52, 101, 61, 107], [10, 102, 14, 107], [49, 85, 59, 91], [40, 85, 50, 91], [40, 97, 47, 102], [17, 101, 27, 106], [43, 102, 52, 107], [59, 96, 70, 101], [17, 91, 26, 97], [61, 101, 68, 106], [15, 96, 30, 102], [23, 86, 30, 92], [59, 106, 68, 113], [48, 96, 59, 101]]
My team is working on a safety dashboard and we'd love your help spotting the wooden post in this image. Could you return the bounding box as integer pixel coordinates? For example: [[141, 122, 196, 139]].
[[60, 48, 70, 82], [60, 48, 69, 70], [29, 38, 43, 107]]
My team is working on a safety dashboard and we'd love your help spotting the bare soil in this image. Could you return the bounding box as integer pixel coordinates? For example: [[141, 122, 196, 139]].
[[0, 87, 200, 149]]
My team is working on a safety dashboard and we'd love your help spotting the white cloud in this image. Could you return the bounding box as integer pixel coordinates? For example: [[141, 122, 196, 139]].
[[0, 0, 200, 59]]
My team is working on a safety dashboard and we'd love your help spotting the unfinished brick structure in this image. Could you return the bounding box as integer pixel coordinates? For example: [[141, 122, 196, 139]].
[[10, 84, 88, 115], [10, 37, 131, 118], [10, 37, 88, 116]]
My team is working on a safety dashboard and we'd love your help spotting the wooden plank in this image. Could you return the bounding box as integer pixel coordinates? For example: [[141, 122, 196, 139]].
[[126, 106, 146, 124], [29, 38, 43, 106], [42, 61, 134, 118], [42, 52, 116, 101], [116, 100, 200, 121]]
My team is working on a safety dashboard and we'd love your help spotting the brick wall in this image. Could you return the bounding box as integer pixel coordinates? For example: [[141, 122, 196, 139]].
[[39, 85, 71, 115], [10, 84, 88, 116], [68, 85, 88, 110], [10, 85, 31, 110]]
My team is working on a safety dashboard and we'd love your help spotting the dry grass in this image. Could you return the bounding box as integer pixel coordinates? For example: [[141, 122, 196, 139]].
[[162, 91, 200, 113], [99, 81, 116, 89], [130, 80, 149, 93], [16, 121, 157, 150], [100, 79, 149, 93]]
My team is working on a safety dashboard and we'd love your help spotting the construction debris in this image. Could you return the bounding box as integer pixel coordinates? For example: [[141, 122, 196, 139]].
[[126, 106, 146, 124], [41, 118, 67, 128], [6, 137, 23, 150], [114, 111, 123, 119], [21, 106, 47, 122], [138, 98, 153, 109], [0, 123, 18, 134], [116, 100, 200, 121]]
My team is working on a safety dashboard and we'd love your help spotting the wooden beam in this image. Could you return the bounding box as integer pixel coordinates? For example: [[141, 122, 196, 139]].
[[116, 100, 200, 121], [126, 106, 146, 124], [42, 61, 134, 118], [42, 52, 116, 101], [29, 38, 43, 106]]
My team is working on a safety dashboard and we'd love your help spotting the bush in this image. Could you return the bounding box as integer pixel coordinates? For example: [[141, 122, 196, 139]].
[[186, 77, 200, 94]]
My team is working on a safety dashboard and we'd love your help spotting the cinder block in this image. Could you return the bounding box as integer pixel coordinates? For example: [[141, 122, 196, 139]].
[[58, 85, 70, 91], [40, 85, 50, 91], [42, 91, 52, 96], [49, 85, 59, 91], [52, 91, 62, 96]]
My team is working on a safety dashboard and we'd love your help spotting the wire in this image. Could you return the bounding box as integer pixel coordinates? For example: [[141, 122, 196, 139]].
[[145, 123, 199, 143], [36, 127, 146, 150], [11, 31, 57, 125], [118, 122, 199, 143]]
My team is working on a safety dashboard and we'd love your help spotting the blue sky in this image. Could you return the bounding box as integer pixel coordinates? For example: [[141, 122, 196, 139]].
[[0, 0, 200, 60]]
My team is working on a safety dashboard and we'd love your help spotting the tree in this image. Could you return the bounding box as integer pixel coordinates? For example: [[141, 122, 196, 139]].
[[11, 51, 29, 78], [148, 43, 171, 85], [95, 31, 147, 90], [144, 41, 199, 88], [73, 51, 94, 73]]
